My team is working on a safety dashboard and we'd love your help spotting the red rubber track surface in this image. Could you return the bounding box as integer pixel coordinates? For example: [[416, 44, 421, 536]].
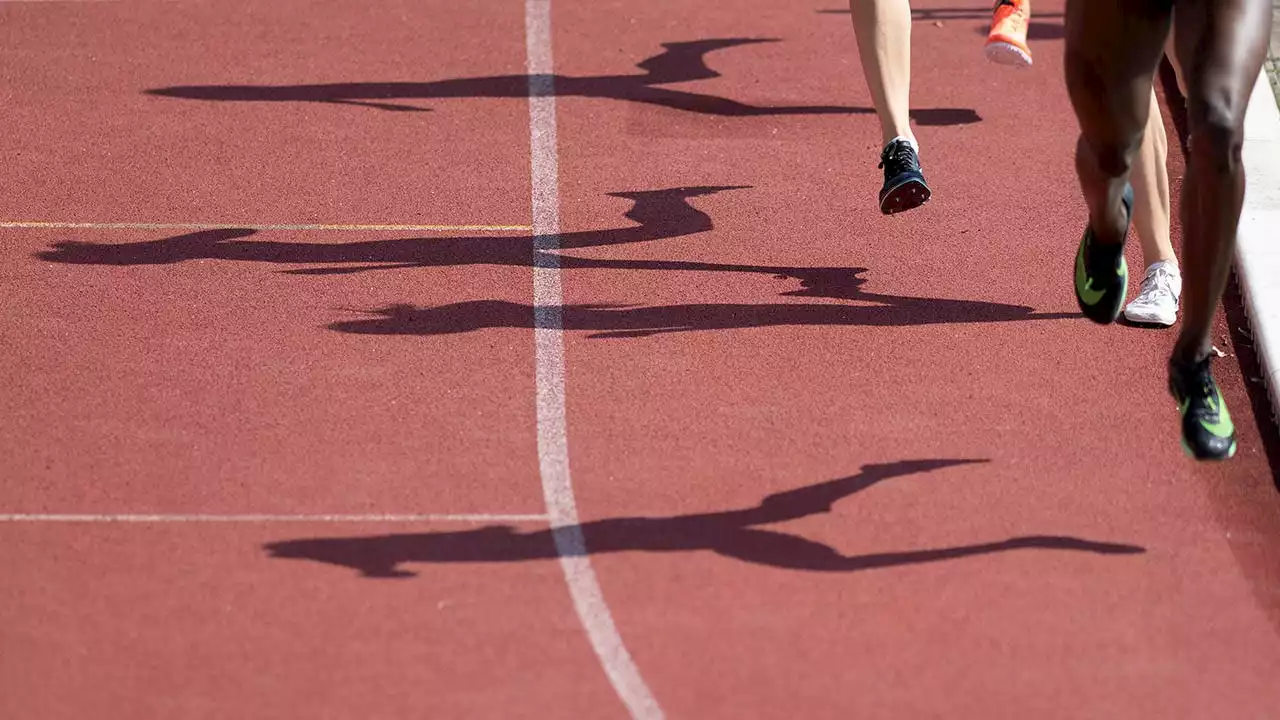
[[2, 1, 1278, 718]]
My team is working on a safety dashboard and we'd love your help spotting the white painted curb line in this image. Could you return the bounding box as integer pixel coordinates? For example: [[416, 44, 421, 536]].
[[1238, 68, 1280, 426]]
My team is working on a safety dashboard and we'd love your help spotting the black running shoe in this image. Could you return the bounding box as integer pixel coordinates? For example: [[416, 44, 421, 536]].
[[1073, 183, 1134, 324], [878, 139, 931, 215], [1168, 355, 1238, 461]]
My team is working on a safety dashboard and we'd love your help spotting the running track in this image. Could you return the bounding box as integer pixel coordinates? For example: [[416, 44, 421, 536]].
[[3, 1, 1279, 718]]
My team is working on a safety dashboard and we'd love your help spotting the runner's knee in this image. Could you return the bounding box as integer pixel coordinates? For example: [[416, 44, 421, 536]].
[[1081, 134, 1141, 177], [1187, 88, 1246, 173]]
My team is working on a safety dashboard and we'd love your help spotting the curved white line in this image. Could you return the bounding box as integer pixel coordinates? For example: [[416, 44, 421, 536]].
[[524, 1, 664, 718]]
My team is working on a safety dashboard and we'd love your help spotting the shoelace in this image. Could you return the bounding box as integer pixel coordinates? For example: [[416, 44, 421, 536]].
[[878, 141, 915, 171], [1133, 264, 1179, 304], [1174, 356, 1217, 403], [992, 0, 1025, 18], [991, 0, 1028, 29], [1192, 361, 1216, 400]]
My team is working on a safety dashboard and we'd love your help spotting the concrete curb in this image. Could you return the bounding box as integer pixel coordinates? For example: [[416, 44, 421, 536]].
[[1238, 64, 1280, 426]]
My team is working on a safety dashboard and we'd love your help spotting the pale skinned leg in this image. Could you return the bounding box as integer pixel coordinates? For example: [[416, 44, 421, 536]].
[[849, 0, 915, 147], [1130, 90, 1178, 268]]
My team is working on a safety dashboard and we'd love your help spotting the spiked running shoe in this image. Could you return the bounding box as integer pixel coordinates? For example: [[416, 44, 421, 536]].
[[1074, 183, 1134, 324], [878, 139, 931, 215], [1168, 355, 1238, 460], [986, 0, 1032, 67], [1123, 260, 1181, 326]]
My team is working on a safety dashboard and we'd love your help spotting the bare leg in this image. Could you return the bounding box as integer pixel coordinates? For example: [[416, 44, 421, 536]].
[[1063, 0, 1172, 324], [1170, 0, 1271, 363], [849, 0, 914, 147], [1130, 89, 1178, 267], [1064, 0, 1172, 250], [1165, 28, 1187, 97], [1123, 89, 1183, 326], [850, 0, 930, 214]]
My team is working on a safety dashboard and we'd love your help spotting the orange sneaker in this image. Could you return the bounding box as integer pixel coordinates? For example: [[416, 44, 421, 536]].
[[986, 0, 1032, 67]]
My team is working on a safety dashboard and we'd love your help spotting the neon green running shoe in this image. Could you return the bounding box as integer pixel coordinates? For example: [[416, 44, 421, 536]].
[[1074, 183, 1134, 324], [1168, 355, 1238, 461]]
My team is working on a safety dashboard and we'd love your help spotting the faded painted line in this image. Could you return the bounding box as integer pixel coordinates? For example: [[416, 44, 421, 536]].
[[0, 221, 531, 232], [0, 513, 549, 523], [524, 0, 663, 718]]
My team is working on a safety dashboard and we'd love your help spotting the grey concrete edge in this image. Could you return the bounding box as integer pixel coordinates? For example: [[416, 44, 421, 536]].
[[1238, 54, 1280, 427]]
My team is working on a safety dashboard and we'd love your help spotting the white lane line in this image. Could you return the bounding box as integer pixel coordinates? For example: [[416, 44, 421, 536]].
[[0, 513, 549, 523], [0, 221, 530, 232], [524, 1, 663, 718]]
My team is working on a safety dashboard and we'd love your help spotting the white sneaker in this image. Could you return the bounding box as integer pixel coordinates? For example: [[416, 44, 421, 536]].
[[1123, 260, 1182, 326]]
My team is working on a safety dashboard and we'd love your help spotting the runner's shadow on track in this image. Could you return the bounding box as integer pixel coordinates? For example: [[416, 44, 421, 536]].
[[145, 38, 980, 125], [328, 289, 1077, 338], [34, 186, 747, 270], [969, 23, 1064, 41], [819, 7, 1063, 40], [818, 7, 1063, 20], [263, 459, 1144, 578], [36, 185, 1075, 335]]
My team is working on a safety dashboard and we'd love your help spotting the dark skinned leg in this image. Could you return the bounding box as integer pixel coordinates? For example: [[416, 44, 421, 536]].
[[1170, 0, 1272, 363], [1063, 0, 1173, 323]]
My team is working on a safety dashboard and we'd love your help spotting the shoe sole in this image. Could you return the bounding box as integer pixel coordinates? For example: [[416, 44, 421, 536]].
[[880, 179, 931, 215], [1181, 436, 1238, 461], [985, 41, 1032, 67], [1123, 306, 1177, 326]]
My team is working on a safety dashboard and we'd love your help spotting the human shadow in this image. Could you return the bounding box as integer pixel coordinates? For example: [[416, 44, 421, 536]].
[[263, 458, 1145, 578], [327, 292, 1076, 339], [971, 22, 1064, 41], [819, 6, 1063, 40], [34, 186, 747, 272], [147, 38, 980, 125], [38, 185, 1074, 335], [818, 7, 1063, 20]]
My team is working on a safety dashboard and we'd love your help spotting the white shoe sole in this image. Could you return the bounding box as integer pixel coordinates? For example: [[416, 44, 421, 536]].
[[985, 41, 1032, 68], [1123, 304, 1177, 326]]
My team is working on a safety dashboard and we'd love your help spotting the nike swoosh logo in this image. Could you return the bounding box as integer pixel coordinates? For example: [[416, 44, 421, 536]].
[[1199, 416, 1234, 438], [1076, 244, 1108, 306], [1199, 404, 1235, 438]]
